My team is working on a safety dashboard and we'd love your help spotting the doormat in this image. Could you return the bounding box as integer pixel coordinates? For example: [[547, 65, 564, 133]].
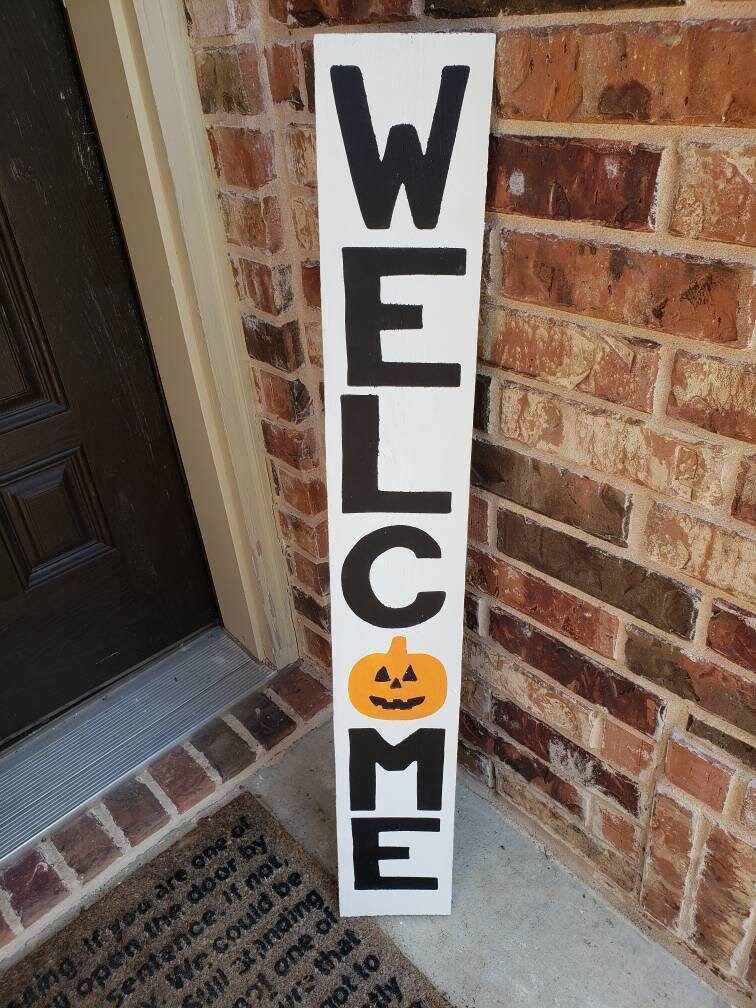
[[1, 795, 451, 1008]]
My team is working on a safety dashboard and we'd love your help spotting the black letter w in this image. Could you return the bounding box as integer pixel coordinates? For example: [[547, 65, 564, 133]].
[[331, 65, 469, 230]]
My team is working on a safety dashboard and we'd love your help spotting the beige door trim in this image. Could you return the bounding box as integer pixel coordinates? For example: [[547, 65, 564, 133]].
[[65, 0, 298, 665]]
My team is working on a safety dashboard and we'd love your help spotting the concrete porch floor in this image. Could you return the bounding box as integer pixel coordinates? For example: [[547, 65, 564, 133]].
[[247, 723, 727, 1008]]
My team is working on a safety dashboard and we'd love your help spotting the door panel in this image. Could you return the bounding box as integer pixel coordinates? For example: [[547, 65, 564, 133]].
[[0, 0, 217, 746]]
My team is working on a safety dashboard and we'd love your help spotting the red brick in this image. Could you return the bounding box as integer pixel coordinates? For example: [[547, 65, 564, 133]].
[[261, 419, 319, 470], [239, 260, 292, 315], [626, 625, 755, 738], [465, 587, 479, 631], [600, 718, 655, 777], [667, 352, 756, 443], [304, 320, 322, 369], [51, 811, 120, 884], [301, 260, 321, 309], [594, 803, 640, 859], [688, 717, 755, 772], [468, 493, 488, 545], [195, 44, 263, 115], [243, 317, 303, 372], [494, 21, 756, 126], [0, 849, 67, 927], [497, 508, 698, 639], [190, 719, 256, 781], [149, 747, 214, 813], [644, 502, 756, 604], [265, 43, 302, 108], [292, 197, 319, 254], [488, 605, 660, 736], [472, 438, 630, 545], [271, 665, 330, 720], [275, 468, 326, 515], [301, 623, 331, 668], [102, 779, 169, 847], [495, 736, 583, 817], [641, 793, 693, 928], [231, 691, 296, 749], [488, 134, 660, 230], [665, 735, 733, 811], [277, 510, 328, 558], [208, 127, 275, 190], [270, 0, 413, 26], [492, 698, 640, 814], [733, 456, 756, 526], [0, 910, 13, 948], [467, 547, 617, 658], [694, 826, 756, 967], [459, 709, 496, 755], [292, 585, 330, 631], [479, 304, 659, 413], [187, 0, 251, 37], [256, 371, 312, 424], [221, 192, 282, 253], [671, 143, 756, 248], [500, 230, 754, 346], [458, 740, 493, 788], [300, 40, 314, 113], [287, 549, 329, 595], [285, 127, 316, 187], [473, 373, 490, 432], [708, 599, 756, 673]]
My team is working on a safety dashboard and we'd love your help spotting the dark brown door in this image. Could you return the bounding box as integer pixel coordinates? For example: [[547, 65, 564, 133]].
[[0, 1, 217, 746]]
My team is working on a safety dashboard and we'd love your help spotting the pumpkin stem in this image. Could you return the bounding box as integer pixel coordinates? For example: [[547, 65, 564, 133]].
[[388, 635, 408, 658]]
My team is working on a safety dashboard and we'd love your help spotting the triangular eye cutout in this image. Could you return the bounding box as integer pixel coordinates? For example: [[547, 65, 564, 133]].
[[374, 666, 390, 682], [403, 665, 418, 682]]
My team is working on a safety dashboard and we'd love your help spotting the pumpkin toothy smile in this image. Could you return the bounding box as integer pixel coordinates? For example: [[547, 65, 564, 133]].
[[368, 695, 426, 710]]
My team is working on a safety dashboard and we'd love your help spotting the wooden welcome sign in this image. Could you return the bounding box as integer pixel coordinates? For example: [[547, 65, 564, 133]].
[[315, 32, 495, 916]]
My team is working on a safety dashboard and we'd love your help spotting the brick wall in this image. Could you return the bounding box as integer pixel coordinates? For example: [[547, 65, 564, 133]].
[[184, 0, 755, 999]]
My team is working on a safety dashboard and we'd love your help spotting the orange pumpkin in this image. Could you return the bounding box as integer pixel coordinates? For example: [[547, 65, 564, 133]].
[[348, 636, 447, 720]]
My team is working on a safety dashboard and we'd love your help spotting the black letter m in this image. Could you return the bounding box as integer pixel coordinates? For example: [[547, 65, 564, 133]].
[[331, 65, 469, 230]]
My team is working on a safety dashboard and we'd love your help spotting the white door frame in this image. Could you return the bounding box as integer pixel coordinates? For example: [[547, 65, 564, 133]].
[[65, 0, 298, 666]]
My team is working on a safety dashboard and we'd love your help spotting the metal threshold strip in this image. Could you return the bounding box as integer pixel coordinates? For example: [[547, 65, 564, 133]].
[[0, 628, 275, 862]]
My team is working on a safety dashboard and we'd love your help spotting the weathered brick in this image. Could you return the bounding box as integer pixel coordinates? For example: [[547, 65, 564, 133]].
[[149, 747, 214, 813], [694, 827, 756, 967], [208, 127, 275, 190], [270, 0, 413, 26], [468, 493, 488, 544], [467, 547, 617, 657], [0, 911, 13, 949], [301, 260, 321, 308], [458, 740, 493, 788], [497, 508, 699, 638], [243, 317, 303, 372], [300, 40, 314, 113], [626, 625, 756, 738], [304, 320, 323, 369], [593, 802, 640, 859], [221, 192, 281, 253], [667, 352, 756, 443], [51, 811, 120, 884], [292, 585, 330, 630], [494, 21, 756, 126], [473, 373, 491, 432], [488, 134, 660, 230], [499, 382, 726, 509], [270, 664, 330, 719], [261, 419, 319, 469], [292, 196, 319, 254], [274, 468, 326, 515], [479, 305, 659, 413], [600, 718, 654, 777], [688, 716, 755, 773], [708, 599, 756, 673], [190, 719, 256, 781], [492, 698, 640, 813], [733, 456, 756, 526], [231, 691, 296, 748], [239, 260, 292, 315], [459, 709, 496, 755], [102, 779, 169, 847], [195, 44, 263, 115], [489, 605, 660, 735], [301, 623, 331, 668], [500, 230, 754, 346], [742, 781, 756, 830], [285, 127, 317, 187], [0, 849, 67, 928], [287, 549, 329, 595], [666, 735, 733, 811], [460, 669, 491, 720], [495, 736, 583, 817], [277, 510, 328, 558], [644, 502, 756, 603], [187, 0, 251, 37], [472, 439, 630, 545], [265, 43, 302, 108], [464, 592, 479, 631], [256, 371, 312, 424], [641, 793, 694, 928], [671, 143, 756, 248], [430, 0, 675, 14]]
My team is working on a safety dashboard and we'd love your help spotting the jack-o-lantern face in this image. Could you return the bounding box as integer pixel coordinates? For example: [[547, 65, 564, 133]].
[[348, 636, 447, 720]]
